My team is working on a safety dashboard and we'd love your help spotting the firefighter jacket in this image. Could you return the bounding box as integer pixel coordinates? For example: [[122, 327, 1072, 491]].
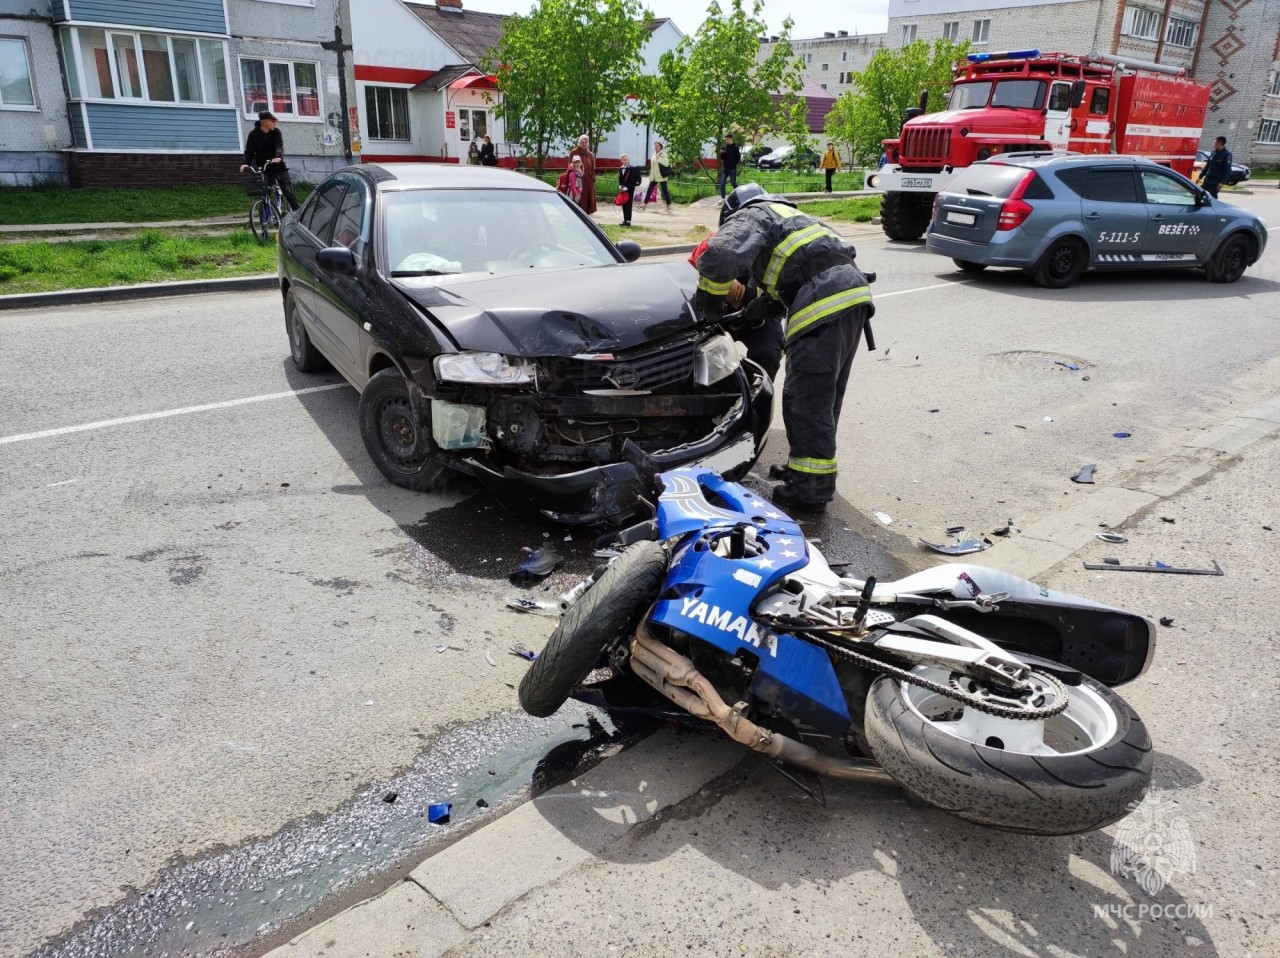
[[693, 202, 873, 344]]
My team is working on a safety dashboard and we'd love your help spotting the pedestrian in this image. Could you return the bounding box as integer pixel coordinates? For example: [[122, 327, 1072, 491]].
[[1197, 136, 1232, 198], [617, 153, 641, 227], [718, 133, 741, 198], [644, 141, 672, 213], [557, 156, 586, 207], [568, 134, 597, 214], [820, 141, 840, 193], [238, 111, 300, 211], [468, 139, 481, 165], [479, 134, 498, 167], [691, 183, 875, 511]]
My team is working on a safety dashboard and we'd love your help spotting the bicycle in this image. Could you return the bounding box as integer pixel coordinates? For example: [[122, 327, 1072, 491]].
[[244, 166, 287, 242]]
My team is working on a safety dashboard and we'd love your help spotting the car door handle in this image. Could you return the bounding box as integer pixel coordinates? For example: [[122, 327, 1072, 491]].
[[1150, 214, 1166, 221], [1085, 212, 1102, 221]]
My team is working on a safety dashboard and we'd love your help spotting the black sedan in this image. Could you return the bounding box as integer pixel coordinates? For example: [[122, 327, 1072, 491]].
[[277, 164, 772, 525], [755, 145, 820, 170]]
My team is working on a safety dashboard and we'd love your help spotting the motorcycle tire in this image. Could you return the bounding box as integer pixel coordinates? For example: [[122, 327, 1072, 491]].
[[518, 541, 667, 718], [864, 665, 1152, 835]]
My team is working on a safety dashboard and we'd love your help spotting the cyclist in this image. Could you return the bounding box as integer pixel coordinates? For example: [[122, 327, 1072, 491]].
[[239, 111, 299, 211]]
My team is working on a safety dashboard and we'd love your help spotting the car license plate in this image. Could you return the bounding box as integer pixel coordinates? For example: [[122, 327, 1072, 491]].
[[946, 211, 976, 226]]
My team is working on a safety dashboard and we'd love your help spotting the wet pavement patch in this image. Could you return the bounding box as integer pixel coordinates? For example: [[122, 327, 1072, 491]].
[[32, 706, 653, 958]]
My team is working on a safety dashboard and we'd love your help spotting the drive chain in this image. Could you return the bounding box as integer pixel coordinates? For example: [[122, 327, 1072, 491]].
[[806, 633, 1070, 721]]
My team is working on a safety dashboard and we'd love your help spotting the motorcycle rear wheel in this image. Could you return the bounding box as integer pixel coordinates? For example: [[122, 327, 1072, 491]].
[[518, 541, 667, 718], [865, 665, 1152, 835]]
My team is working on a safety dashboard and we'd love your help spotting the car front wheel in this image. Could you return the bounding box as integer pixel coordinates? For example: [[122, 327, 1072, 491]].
[[1206, 234, 1251, 284], [1033, 237, 1087, 289], [358, 369, 449, 491]]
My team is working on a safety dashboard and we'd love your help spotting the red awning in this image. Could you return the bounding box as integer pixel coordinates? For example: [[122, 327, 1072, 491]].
[[449, 74, 499, 91]]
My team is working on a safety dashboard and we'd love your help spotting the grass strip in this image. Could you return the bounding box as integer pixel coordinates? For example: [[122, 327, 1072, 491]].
[[0, 183, 312, 226], [796, 196, 883, 223], [0, 229, 279, 294]]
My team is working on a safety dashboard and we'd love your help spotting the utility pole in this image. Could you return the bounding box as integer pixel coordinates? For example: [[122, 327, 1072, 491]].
[[321, 7, 354, 164]]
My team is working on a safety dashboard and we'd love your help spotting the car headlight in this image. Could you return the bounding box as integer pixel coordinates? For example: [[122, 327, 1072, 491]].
[[434, 351, 533, 386], [693, 332, 741, 386]]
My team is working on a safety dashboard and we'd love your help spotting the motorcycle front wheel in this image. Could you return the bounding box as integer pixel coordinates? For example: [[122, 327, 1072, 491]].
[[518, 541, 667, 718], [864, 666, 1152, 835]]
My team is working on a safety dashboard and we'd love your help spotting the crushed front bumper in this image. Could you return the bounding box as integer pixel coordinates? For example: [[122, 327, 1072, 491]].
[[454, 362, 773, 525]]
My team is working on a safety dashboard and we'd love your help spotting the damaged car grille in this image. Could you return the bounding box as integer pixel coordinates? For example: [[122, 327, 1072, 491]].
[[558, 336, 700, 392]]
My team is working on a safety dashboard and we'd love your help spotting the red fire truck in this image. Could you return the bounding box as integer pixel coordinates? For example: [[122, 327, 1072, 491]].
[[872, 49, 1212, 240]]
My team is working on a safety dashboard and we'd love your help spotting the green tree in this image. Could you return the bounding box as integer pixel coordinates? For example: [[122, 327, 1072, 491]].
[[829, 38, 970, 166], [650, 0, 802, 177], [485, 0, 651, 173], [777, 96, 815, 170]]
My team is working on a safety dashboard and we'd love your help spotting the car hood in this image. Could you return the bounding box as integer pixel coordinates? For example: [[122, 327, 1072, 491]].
[[392, 261, 699, 357]]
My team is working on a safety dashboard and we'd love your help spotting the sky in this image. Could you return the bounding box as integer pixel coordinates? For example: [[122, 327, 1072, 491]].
[[436, 0, 892, 42]]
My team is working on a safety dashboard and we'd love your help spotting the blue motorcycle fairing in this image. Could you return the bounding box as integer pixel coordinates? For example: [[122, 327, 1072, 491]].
[[650, 469, 851, 738]]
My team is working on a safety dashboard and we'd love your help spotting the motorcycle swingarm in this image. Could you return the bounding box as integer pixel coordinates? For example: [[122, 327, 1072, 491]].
[[871, 614, 1039, 687]]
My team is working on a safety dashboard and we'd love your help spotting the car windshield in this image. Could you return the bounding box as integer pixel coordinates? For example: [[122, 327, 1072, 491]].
[[948, 79, 1046, 110], [381, 188, 616, 277]]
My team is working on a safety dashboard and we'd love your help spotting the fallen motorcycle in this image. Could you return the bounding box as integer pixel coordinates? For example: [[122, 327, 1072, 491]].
[[519, 468, 1155, 835]]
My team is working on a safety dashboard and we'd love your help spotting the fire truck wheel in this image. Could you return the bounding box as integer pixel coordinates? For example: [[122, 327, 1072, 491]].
[[952, 259, 988, 273], [1032, 237, 1087, 289], [881, 192, 931, 241]]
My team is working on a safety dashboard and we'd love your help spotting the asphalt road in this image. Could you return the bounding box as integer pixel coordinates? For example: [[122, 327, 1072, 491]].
[[1, 190, 1277, 956]]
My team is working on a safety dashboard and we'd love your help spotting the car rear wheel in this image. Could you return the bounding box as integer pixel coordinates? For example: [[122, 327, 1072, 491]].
[[358, 368, 449, 491], [1032, 237, 1087, 289], [285, 290, 328, 373], [1206, 233, 1251, 284], [953, 259, 988, 273]]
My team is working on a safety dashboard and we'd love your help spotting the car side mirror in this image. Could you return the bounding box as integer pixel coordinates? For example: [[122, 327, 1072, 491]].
[[317, 246, 358, 275], [616, 239, 642, 263], [1070, 80, 1086, 108], [1194, 189, 1211, 208]]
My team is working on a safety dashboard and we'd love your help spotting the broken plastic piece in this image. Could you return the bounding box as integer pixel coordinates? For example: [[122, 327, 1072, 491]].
[[1154, 560, 1172, 569], [1103, 557, 1121, 565], [991, 521, 1013, 537], [428, 803, 451, 824], [1082, 559, 1223, 575], [1043, 416, 1054, 422], [436, 645, 447, 653], [1071, 464, 1096, 484], [1113, 432, 1131, 438], [1096, 532, 1128, 544], [1159, 617, 1175, 627], [919, 537, 991, 555], [509, 644, 539, 661], [504, 596, 560, 616], [945, 525, 966, 535], [873, 511, 892, 525], [1055, 360, 1081, 371], [484, 649, 496, 667], [510, 544, 564, 584]]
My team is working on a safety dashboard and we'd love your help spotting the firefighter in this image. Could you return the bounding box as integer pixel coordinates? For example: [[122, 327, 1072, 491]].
[[692, 183, 874, 511]]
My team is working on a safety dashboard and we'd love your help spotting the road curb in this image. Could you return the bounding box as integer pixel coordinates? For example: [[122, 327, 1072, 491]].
[[263, 729, 743, 956], [0, 274, 279, 311]]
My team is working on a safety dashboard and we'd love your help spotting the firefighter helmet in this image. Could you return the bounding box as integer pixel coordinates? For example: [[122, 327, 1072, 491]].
[[719, 183, 771, 225]]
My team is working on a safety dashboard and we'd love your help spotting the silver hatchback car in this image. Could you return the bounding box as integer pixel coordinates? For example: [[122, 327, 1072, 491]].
[[925, 155, 1268, 288]]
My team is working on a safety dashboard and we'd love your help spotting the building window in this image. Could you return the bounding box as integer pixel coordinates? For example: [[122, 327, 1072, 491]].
[[66, 27, 229, 104], [972, 19, 990, 43], [821, 63, 829, 71], [0, 37, 36, 108], [1121, 6, 1162, 40], [1259, 118, 1280, 144], [805, 53, 812, 64], [1267, 72, 1280, 97], [240, 57, 319, 118], [820, 83, 827, 90], [365, 85, 409, 141], [942, 21, 960, 42], [1164, 17, 1196, 48], [841, 51, 848, 61], [902, 24, 918, 44]]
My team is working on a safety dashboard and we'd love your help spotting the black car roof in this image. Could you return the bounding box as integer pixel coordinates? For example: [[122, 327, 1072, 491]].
[[349, 163, 557, 193]]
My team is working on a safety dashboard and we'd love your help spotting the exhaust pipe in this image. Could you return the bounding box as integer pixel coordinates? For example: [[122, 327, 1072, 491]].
[[630, 622, 896, 786]]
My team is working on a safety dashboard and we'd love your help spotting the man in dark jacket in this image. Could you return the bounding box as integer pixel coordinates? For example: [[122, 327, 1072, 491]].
[[1196, 136, 1232, 198], [693, 183, 874, 511], [718, 134, 741, 198], [239, 111, 300, 210]]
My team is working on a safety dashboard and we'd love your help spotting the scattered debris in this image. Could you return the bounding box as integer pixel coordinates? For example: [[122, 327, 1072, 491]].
[[919, 536, 991, 555], [1082, 375, 1091, 381], [475, 798, 489, 808], [1096, 532, 1129, 544], [382, 792, 398, 805], [1103, 557, 1121, 565], [1113, 432, 1131, 439], [1159, 617, 1175, 627], [435, 645, 447, 653], [484, 650, 497, 667], [510, 544, 564, 584], [1263, 525, 1273, 532], [1014, 424, 1028, 430], [504, 596, 560, 616], [1055, 360, 1081, 371], [928, 408, 940, 413], [873, 511, 893, 525], [945, 525, 966, 535], [1083, 559, 1223, 575], [509, 644, 538, 662], [428, 803, 452, 824], [563, 535, 573, 542], [1071, 464, 1097, 484], [991, 519, 1015, 537], [1160, 516, 1176, 524], [1043, 416, 1054, 422]]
